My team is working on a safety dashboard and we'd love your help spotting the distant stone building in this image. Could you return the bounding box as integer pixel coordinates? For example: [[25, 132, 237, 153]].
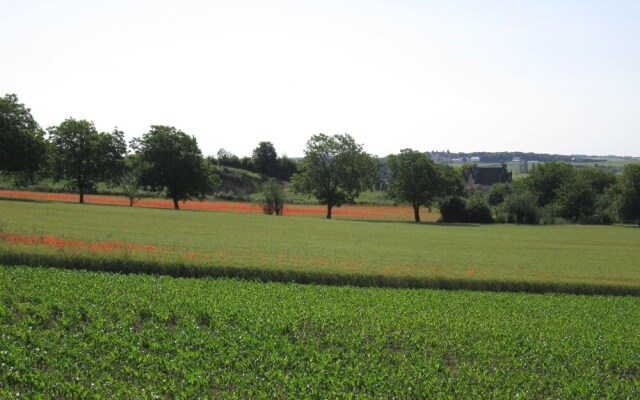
[[463, 163, 512, 192]]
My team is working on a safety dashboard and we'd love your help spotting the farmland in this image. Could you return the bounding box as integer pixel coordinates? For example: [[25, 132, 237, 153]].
[[0, 190, 429, 221], [1, 197, 639, 295], [1, 195, 639, 397], [1, 266, 638, 398]]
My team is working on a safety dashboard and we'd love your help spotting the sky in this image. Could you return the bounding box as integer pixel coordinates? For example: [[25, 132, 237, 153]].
[[2, 0, 639, 158]]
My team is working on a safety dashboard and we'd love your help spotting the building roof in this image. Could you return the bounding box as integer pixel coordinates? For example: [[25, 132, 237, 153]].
[[474, 167, 510, 185]]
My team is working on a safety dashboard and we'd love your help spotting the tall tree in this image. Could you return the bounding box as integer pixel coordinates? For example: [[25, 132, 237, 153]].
[[135, 125, 212, 210], [619, 164, 640, 226], [387, 149, 441, 223], [0, 94, 47, 184], [252, 141, 279, 177], [49, 119, 126, 203], [292, 133, 376, 219]]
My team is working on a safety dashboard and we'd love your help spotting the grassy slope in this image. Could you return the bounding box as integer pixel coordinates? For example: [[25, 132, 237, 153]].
[[1, 266, 638, 398], [1, 199, 638, 294]]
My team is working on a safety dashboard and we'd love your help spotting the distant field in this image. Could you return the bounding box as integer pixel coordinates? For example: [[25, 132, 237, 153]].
[[1, 198, 638, 295], [0, 190, 427, 221], [1, 266, 638, 398]]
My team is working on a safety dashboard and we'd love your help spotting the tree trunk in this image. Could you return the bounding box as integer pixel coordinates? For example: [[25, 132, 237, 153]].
[[129, 197, 134, 207], [173, 197, 180, 210], [326, 204, 333, 219], [413, 203, 420, 223], [79, 186, 85, 204]]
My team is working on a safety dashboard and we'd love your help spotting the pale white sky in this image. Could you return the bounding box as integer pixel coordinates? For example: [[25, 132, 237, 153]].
[[2, 0, 639, 157]]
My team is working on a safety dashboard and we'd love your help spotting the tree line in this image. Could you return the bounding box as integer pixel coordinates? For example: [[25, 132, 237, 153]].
[[1, 94, 296, 209], [2, 93, 639, 224]]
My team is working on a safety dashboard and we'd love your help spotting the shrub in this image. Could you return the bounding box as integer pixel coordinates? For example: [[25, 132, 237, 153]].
[[438, 196, 467, 223], [487, 183, 511, 206], [505, 190, 539, 224], [541, 203, 562, 225], [261, 178, 286, 216], [466, 194, 493, 223]]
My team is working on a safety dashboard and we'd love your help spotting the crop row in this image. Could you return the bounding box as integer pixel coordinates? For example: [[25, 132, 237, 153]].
[[1, 265, 638, 398]]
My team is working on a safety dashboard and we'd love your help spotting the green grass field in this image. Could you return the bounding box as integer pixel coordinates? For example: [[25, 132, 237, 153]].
[[1, 198, 639, 295], [1, 266, 638, 398]]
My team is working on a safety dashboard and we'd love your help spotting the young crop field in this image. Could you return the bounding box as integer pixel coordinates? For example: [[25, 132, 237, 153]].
[[1, 198, 639, 295], [1, 266, 638, 398]]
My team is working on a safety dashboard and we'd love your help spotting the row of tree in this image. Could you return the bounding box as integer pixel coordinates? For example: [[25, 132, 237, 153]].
[[2, 93, 639, 224], [2, 93, 463, 218], [1, 94, 294, 209]]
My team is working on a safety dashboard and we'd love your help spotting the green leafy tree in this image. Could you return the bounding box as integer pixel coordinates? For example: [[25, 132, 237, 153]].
[[252, 141, 279, 177], [556, 174, 596, 221], [387, 149, 443, 223], [120, 154, 148, 207], [49, 119, 126, 203], [261, 178, 286, 215], [526, 161, 574, 206], [0, 94, 48, 184], [135, 125, 213, 210], [576, 168, 616, 194], [619, 164, 640, 226], [292, 133, 376, 219]]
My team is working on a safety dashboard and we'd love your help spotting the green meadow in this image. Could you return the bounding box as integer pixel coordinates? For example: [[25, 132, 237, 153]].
[[1, 199, 639, 295]]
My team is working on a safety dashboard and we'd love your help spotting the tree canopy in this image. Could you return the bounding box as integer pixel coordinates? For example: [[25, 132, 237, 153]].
[[135, 125, 213, 210], [252, 141, 279, 177], [387, 149, 443, 222], [0, 94, 48, 184], [618, 164, 640, 226], [48, 118, 126, 203], [526, 161, 574, 206], [292, 133, 376, 219]]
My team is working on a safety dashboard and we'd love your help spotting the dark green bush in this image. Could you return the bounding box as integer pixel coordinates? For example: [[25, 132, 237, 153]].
[[439, 196, 467, 223]]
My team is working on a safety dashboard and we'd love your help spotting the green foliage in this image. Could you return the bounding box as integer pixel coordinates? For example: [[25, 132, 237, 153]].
[[487, 182, 511, 206], [438, 196, 467, 223], [261, 178, 286, 215], [1, 266, 639, 398], [120, 154, 147, 206], [438, 195, 493, 224], [292, 134, 376, 219], [135, 126, 213, 209], [48, 119, 126, 203], [555, 174, 596, 222], [526, 161, 574, 206], [465, 193, 493, 223], [2, 200, 639, 295], [0, 94, 48, 184], [387, 149, 444, 223], [576, 167, 616, 194], [618, 163, 640, 225], [540, 202, 564, 225], [252, 141, 279, 177], [503, 184, 540, 224]]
